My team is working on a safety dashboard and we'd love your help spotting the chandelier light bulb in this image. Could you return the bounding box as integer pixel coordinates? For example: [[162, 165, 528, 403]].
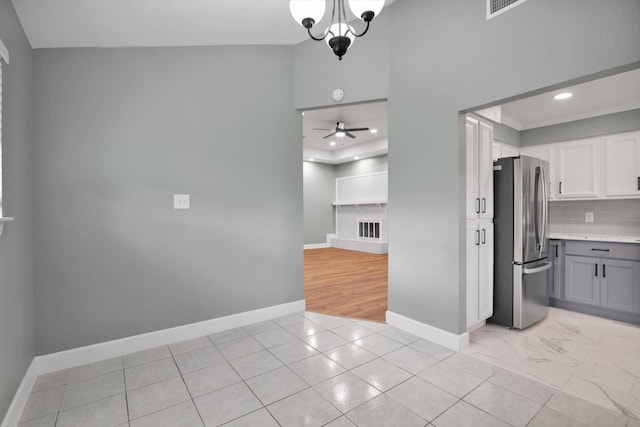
[[289, 0, 326, 27]]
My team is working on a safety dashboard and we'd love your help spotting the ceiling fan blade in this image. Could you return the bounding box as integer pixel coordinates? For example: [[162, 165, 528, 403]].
[[346, 132, 356, 138], [323, 132, 337, 139], [313, 128, 333, 131], [344, 127, 369, 132]]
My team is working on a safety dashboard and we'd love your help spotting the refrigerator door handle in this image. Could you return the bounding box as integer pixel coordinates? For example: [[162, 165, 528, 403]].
[[523, 262, 552, 275], [534, 166, 541, 251], [541, 166, 548, 253]]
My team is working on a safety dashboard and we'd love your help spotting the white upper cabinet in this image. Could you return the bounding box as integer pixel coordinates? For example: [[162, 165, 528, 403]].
[[556, 138, 600, 199], [466, 116, 494, 220], [520, 143, 557, 199], [602, 131, 640, 198], [492, 141, 519, 161]]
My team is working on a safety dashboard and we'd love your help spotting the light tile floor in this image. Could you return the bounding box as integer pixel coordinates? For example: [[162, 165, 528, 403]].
[[18, 310, 639, 426], [466, 307, 640, 420]]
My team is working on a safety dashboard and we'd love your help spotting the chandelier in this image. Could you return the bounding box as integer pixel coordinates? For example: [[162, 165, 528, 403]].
[[289, 0, 385, 60]]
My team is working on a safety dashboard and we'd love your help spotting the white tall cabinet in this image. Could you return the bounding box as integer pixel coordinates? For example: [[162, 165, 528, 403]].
[[466, 116, 494, 331], [466, 117, 494, 220]]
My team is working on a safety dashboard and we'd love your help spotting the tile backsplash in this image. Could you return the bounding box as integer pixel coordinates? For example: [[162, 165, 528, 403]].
[[549, 199, 640, 237]]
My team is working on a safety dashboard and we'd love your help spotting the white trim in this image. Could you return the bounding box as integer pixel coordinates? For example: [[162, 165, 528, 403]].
[[329, 237, 388, 254], [0, 38, 8, 63], [486, 0, 528, 20], [304, 243, 330, 249], [0, 360, 38, 427], [36, 300, 305, 374], [386, 311, 469, 351]]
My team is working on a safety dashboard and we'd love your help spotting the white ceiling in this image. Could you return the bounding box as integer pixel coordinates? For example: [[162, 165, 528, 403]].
[[500, 68, 640, 130], [11, 0, 396, 49], [303, 101, 388, 164]]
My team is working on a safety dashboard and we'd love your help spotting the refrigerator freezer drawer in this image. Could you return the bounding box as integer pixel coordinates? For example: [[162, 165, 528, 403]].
[[513, 262, 551, 329]]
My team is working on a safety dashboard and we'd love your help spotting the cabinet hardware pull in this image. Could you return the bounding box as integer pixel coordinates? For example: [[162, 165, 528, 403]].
[[476, 229, 480, 246], [595, 264, 598, 277], [559, 182, 562, 194], [638, 177, 640, 191], [603, 264, 606, 278], [555, 246, 558, 257], [476, 198, 480, 214], [482, 228, 486, 244], [591, 248, 610, 252], [482, 198, 486, 213]]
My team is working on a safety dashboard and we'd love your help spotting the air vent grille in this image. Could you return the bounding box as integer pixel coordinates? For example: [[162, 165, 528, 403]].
[[358, 219, 381, 240], [487, 0, 527, 20]]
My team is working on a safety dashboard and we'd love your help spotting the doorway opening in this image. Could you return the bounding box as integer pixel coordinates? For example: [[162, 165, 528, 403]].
[[302, 100, 389, 322]]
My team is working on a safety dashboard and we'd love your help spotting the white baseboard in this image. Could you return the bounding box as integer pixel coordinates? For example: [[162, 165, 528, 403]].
[[0, 360, 38, 427], [2, 300, 305, 426], [36, 300, 305, 374], [329, 237, 388, 254], [386, 311, 469, 351], [304, 243, 330, 249]]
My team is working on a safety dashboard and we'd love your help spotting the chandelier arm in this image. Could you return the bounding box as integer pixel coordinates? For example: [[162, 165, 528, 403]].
[[307, 28, 327, 42], [351, 20, 371, 38]]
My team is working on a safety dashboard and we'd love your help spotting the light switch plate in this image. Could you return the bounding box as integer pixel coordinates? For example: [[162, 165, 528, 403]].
[[174, 194, 190, 209], [585, 212, 594, 223]]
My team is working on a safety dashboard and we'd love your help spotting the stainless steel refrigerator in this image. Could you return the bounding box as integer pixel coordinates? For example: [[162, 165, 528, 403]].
[[491, 155, 551, 329]]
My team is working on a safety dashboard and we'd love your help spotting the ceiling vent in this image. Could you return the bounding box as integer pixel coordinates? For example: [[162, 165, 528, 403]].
[[486, 0, 528, 20]]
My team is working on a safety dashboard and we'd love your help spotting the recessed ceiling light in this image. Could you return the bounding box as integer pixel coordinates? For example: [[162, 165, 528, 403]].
[[309, 158, 315, 162], [370, 128, 378, 134], [554, 92, 573, 100], [301, 112, 305, 115], [329, 141, 337, 146], [354, 156, 360, 160]]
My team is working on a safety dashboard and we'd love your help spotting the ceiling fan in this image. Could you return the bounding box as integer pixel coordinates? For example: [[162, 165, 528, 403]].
[[314, 122, 369, 139]]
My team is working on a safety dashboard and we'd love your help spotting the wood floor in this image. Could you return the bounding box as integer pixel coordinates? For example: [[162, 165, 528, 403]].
[[304, 247, 388, 322]]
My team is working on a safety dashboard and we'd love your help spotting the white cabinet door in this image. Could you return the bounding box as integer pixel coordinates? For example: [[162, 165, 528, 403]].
[[557, 139, 599, 199], [492, 141, 519, 161], [501, 144, 519, 158], [478, 222, 494, 321], [466, 117, 480, 219], [520, 143, 557, 199], [466, 116, 493, 220], [466, 222, 480, 329], [603, 132, 640, 198], [467, 221, 494, 330], [492, 141, 502, 162], [478, 122, 494, 220]]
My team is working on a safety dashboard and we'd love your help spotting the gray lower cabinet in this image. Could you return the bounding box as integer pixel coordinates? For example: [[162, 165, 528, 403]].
[[600, 258, 640, 313], [562, 241, 640, 317], [564, 255, 600, 306]]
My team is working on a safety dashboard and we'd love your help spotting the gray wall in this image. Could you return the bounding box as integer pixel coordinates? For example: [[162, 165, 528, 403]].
[[0, 0, 35, 418], [335, 155, 388, 178], [32, 46, 302, 354], [294, 0, 640, 335], [494, 123, 520, 146], [303, 155, 389, 245], [521, 108, 640, 146], [303, 161, 335, 244]]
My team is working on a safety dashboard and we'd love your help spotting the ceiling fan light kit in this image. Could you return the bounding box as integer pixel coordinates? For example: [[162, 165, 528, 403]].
[[289, 0, 385, 60]]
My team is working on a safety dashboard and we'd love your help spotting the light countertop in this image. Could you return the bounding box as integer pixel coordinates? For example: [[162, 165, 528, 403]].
[[549, 233, 640, 244]]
